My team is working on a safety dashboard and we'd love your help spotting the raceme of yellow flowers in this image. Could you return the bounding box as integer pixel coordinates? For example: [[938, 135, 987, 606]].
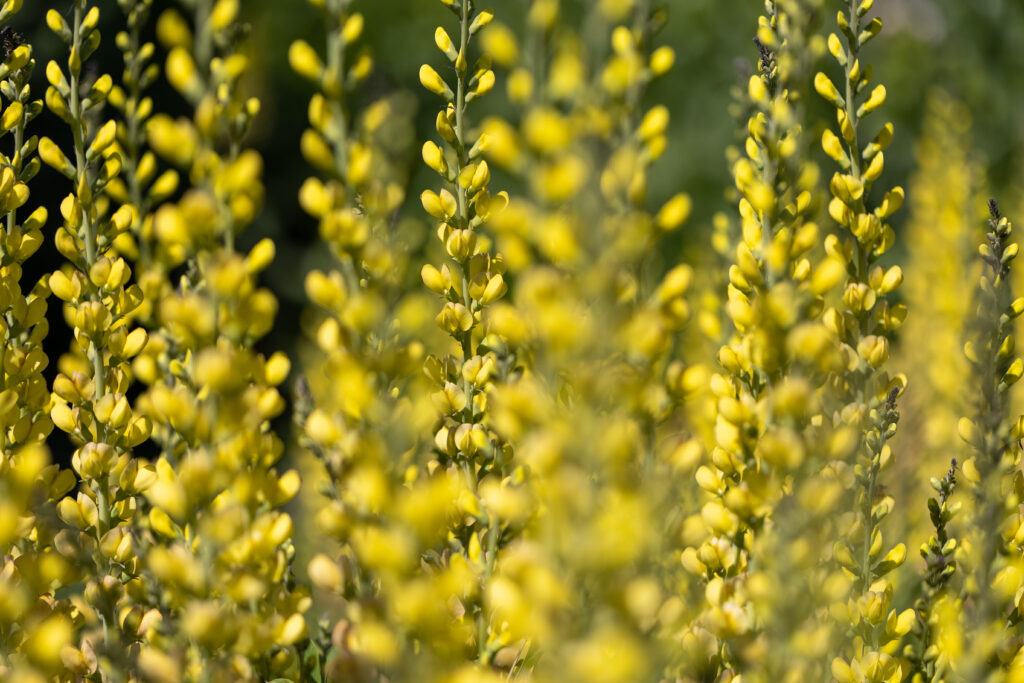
[[2, 0, 1024, 681]]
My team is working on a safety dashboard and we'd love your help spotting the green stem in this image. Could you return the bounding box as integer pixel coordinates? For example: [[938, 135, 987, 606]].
[[68, 3, 107, 400], [842, 1, 870, 294], [860, 461, 877, 595], [123, 7, 151, 265], [454, 0, 477, 421], [195, 0, 213, 77], [477, 515, 500, 663], [325, 6, 350, 184]]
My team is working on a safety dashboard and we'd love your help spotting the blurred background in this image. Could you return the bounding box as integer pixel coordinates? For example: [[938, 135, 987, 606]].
[[9, 0, 1024, 466]]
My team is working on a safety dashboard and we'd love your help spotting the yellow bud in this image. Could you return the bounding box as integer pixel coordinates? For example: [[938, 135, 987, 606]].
[[480, 22, 519, 67], [435, 27, 457, 60], [470, 9, 494, 34], [88, 119, 118, 158], [479, 273, 507, 304], [878, 186, 904, 218], [695, 465, 722, 493], [289, 40, 323, 81], [338, 12, 364, 44], [856, 335, 888, 367], [154, 204, 190, 246], [858, 85, 887, 117], [81, 6, 100, 33], [471, 70, 495, 99], [811, 257, 846, 294], [46, 60, 67, 90], [830, 173, 863, 204], [748, 74, 768, 102], [121, 328, 149, 358], [210, 0, 239, 31], [436, 108, 457, 145], [436, 302, 474, 335], [747, 182, 775, 214], [422, 140, 448, 176], [814, 72, 842, 106], [308, 553, 344, 592], [156, 9, 193, 49], [878, 265, 902, 294], [421, 188, 457, 220], [52, 402, 77, 434], [827, 33, 846, 62], [47, 8, 68, 36], [0, 100, 22, 131], [246, 238, 276, 273], [421, 264, 450, 295], [446, 229, 477, 261], [138, 647, 182, 683], [611, 25, 634, 55], [890, 608, 916, 637], [39, 137, 73, 176], [299, 177, 333, 217], [822, 128, 846, 163], [656, 194, 692, 231], [24, 615, 72, 671], [46, 87, 71, 123], [650, 46, 675, 76], [419, 64, 452, 99], [1004, 358, 1023, 387], [150, 169, 180, 202], [863, 151, 884, 183], [507, 68, 535, 103], [875, 543, 906, 575], [306, 409, 341, 446], [528, 0, 558, 28], [305, 270, 346, 310], [639, 105, 669, 142], [832, 658, 855, 683], [49, 270, 80, 302], [166, 47, 202, 101]]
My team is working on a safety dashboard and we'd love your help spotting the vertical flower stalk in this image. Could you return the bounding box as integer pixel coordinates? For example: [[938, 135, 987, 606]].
[[0, 3, 49, 455], [895, 93, 977, 557], [815, 1, 914, 680], [39, 1, 155, 677], [128, 1, 307, 679], [290, 0, 428, 678], [106, 0, 181, 325], [0, 5, 81, 680], [909, 459, 959, 681], [420, 0, 520, 669], [682, 2, 846, 679], [956, 201, 1024, 679], [475, 3, 697, 680]]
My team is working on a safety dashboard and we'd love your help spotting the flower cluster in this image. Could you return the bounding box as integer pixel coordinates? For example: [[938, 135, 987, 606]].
[[290, 0, 441, 678], [132, 0, 304, 678], [895, 93, 978, 555], [4, 0, 1024, 682], [811, 3, 916, 680], [681, 2, 855, 680], [472, 2, 699, 680], [418, 1, 527, 670], [106, 0, 180, 325], [39, 1, 157, 673], [952, 202, 1024, 679]]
